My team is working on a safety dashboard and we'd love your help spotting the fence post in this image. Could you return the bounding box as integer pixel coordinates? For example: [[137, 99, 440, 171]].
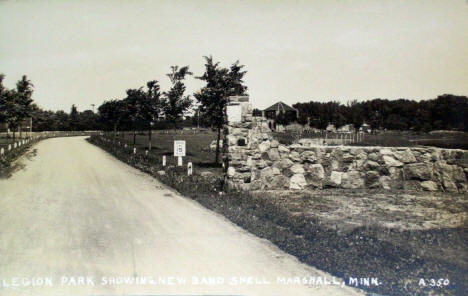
[[187, 162, 193, 176], [162, 155, 166, 166]]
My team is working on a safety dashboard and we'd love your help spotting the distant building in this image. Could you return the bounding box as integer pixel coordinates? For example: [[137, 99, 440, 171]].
[[337, 124, 355, 133], [262, 101, 298, 119], [262, 102, 299, 131], [326, 124, 336, 133], [359, 123, 371, 133]]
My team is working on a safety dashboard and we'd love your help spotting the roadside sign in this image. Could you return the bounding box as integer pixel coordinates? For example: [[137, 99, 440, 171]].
[[174, 140, 186, 157]]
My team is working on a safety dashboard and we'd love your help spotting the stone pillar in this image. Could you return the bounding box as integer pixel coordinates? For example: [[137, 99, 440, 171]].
[[223, 96, 272, 191]]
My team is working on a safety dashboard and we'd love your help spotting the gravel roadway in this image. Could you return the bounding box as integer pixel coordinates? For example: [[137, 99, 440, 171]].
[[0, 137, 364, 296]]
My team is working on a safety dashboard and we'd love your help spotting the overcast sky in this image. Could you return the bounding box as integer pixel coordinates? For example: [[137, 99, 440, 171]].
[[1, 0, 467, 111]]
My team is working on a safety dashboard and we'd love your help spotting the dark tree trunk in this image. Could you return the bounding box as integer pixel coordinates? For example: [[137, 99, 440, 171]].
[[133, 130, 136, 147], [215, 127, 221, 164], [113, 123, 117, 144], [148, 127, 152, 150]]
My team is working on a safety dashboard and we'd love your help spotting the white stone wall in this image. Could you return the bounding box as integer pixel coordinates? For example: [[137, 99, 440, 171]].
[[223, 96, 468, 193]]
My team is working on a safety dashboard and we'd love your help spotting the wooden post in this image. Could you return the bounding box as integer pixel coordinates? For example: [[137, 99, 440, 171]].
[[187, 162, 193, 175]]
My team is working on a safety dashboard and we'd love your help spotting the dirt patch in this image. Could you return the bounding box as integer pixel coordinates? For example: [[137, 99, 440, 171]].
[[253, 189, 468, 232]]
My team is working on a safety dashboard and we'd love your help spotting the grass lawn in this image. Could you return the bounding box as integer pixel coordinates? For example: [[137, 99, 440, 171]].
[[273, 130, 468, 149], [112, 130, 223, 172]]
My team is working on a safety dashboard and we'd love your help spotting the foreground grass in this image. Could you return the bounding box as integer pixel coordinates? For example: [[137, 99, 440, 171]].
[[0, 140, 37, 178], [89, 135, 467, 296]]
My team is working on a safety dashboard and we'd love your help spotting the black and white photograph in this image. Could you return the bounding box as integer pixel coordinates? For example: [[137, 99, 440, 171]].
[[0, 1, 467, 295]]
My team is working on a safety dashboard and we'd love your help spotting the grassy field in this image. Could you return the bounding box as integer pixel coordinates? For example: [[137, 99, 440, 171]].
[[273, 130, 468, 149], [112, 130, 223, 172]]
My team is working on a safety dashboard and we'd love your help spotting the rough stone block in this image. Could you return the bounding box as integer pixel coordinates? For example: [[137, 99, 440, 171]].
[[394, 149, 417, 163], [266, 148, 280, 161], [421, 181, 438, 192], [383, 155, 404, 167], [404, 163, 433, 180], [379, 176, 391, 190], [341, 170, 364, 189], [329, 171, 342, 187], [289, 174, 307, 190]]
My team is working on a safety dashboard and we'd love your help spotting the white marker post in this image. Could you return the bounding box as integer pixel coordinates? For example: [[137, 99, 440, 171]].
[[187, 162, 193, 176], [0, 148, 4, 156], [145, 150, 148, 156], [162, 155, 166, 166], [174, 140, 186, 167], [8, 144, 11, 151], [133, 147, 136, 154]]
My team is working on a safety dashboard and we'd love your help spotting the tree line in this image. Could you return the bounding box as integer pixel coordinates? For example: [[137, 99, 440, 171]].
[[2, 60, 467, 165], [1, 74, 101, 137], [292, 95, 468, 132], [97, 56, 247, 163]]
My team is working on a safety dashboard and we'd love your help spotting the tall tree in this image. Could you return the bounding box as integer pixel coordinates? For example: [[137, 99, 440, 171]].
[[194, 56, 248, 164], [143, 80, 162, 150], [0, 74, 7, 124], [98, 99, 127, 141], [69, 104, 79, 132], [162, 66, 192, 130], [0, 75, 34, 141], [15, 75, 34, 137], [124, 88, 147, 146]]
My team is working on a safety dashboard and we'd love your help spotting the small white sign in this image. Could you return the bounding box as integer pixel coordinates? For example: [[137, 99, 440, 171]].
[[226, 104, 242, 123], [174, 140, 186, 157]]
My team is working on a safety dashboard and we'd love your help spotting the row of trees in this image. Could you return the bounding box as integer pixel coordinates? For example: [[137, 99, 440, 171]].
[[0, 74, 34, 141], [97, 56, 248, 163], [31, 105, 99, 132], [289, 95, 468, 132]]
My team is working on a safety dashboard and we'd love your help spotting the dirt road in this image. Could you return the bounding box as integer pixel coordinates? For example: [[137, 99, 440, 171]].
[[0, 137, 363, 296]]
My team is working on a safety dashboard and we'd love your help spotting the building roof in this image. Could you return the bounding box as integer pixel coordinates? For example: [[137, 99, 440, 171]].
[[263, 101, 296, 112]]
